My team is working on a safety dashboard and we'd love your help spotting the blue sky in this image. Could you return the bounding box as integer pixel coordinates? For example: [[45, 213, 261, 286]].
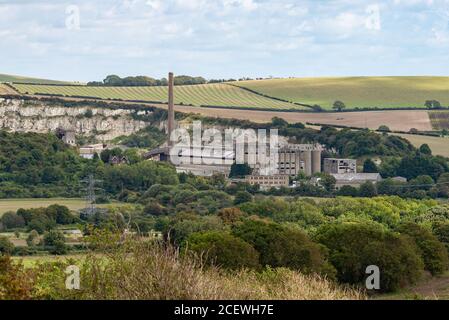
[[1, 0, 449, 82]]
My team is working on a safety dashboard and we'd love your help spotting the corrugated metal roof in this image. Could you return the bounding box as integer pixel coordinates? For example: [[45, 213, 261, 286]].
[[332, 173, 381, 182]]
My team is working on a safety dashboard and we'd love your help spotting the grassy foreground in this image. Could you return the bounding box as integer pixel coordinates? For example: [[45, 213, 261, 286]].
[[235, 76, 449, 110], [2, 237, 364, 300]]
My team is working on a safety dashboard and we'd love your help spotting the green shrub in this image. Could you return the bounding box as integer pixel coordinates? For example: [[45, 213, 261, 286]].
[[0, 211, 25, 229], [234, 191, 253, 205], [43, 230, 68, 255], [0, 236, 14, 255], [232, 220, 335, 278], [314, 222, 424, 292], [186, 231, 260, 270], [397, 222, 449, 275], [433, 221, 449, 253]]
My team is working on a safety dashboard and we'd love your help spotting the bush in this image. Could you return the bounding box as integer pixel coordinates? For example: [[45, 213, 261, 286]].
[[26, 230, 40, 247], [217, 207, 245, 225], [0, 211, 25, 230], [45, 205, 74, 225], [0, 236, 14, 255], [337, 185, 359, 197], [234, 191, 253, 205], [314, 223, 424, 292], [43, 230, 68, 255], [186, 231, 260, 270], [433, 222, 449, 253], [397, 222, 449, 275], [359, 182, 378, 197], [232, 220, 335, 277]]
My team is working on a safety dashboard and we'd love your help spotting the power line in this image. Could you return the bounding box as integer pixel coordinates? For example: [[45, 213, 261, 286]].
[[80, 174, 103, 215]]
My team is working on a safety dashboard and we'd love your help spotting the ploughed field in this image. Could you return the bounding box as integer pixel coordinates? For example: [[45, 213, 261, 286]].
[[0, 83, 17, 95], [429, 111, 449, 130], [11, 83, 304, 110], [234, 76, 449, 110]]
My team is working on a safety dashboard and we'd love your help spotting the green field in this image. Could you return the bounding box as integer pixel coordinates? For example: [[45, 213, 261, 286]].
[[12, 254, 86, 268], [429, 111, 449, 130], [0, 73, 72, 85], [11, 83, 305, 110], [9, 75, 449, 112], [0, 198, 87, 216], [234, 76, 449, 110]]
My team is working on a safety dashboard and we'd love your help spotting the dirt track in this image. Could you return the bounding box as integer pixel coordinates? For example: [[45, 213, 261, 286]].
[[0, 92, 432, 132]]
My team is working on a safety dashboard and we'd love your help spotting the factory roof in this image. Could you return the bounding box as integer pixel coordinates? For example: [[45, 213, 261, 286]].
[[331, 173, 382, 182]]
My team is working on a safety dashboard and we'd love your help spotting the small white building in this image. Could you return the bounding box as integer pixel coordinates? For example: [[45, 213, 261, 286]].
[[62, 131, 76, 146], [79, 144, 105, 159]]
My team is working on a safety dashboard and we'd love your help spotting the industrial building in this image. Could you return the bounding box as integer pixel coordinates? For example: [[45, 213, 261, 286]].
[[324, 158, 357, 174], [245, 174, 290, 190], [144, 72, 323, 178], [332, 173, 382, 189]]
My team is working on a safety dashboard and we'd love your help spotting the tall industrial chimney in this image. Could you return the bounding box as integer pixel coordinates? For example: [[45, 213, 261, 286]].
[[168, 72, 175, 147]]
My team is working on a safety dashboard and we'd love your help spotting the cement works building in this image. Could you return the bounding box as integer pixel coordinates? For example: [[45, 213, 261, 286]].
[[143, 72, 322, 178], [145, 143, 323, 177]]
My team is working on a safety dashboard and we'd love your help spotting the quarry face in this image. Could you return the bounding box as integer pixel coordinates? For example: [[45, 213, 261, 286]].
[[0, 98, 151, 141]]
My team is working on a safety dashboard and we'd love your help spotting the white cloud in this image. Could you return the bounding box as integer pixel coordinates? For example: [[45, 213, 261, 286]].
[[222, 0, 258, 11], [1, 0, 449, 80]]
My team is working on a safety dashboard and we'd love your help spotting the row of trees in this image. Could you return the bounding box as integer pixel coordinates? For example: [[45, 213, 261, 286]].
[[331, 100, 447, 111], [87, 75, 207, 87]]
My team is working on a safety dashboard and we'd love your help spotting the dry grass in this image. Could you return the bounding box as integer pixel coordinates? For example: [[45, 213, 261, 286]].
[[0, 84, 17, 95], [0, 199, 86, 217], [73, 236, 364, 300], [169, 105, 432, 132], [0, 198, 125, 217], [390, 133, 449, 158]]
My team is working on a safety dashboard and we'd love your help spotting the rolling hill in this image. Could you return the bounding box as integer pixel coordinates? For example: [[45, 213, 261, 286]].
[[234, 76, 449, 110], [10, 83, 304, 110], [0, 73, 73, 85]]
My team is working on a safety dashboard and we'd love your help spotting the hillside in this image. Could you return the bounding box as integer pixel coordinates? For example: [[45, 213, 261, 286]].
[[234, 76, 449, 110], [0, 73, 72, 85], [10, 83, 304, 110]]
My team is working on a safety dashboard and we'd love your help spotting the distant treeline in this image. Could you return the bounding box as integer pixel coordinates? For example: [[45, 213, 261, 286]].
[[86, 75, 240, 87]]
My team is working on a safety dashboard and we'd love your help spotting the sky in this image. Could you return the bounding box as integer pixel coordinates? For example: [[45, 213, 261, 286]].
[[1, 0, 449, 82]]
